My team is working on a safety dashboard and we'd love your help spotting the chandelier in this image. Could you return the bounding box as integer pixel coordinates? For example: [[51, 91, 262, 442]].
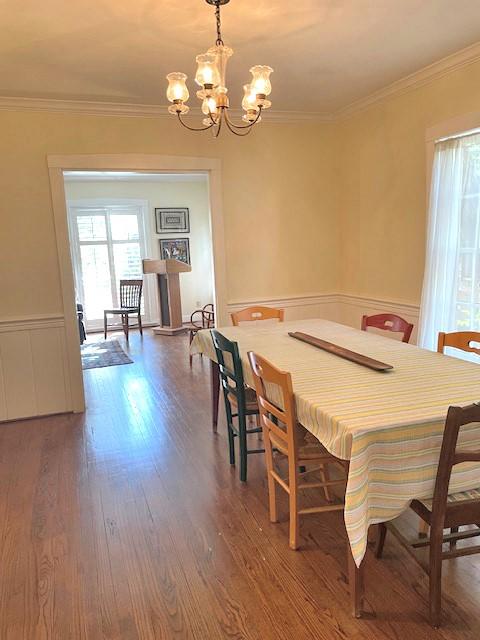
[[166, 0, 273, 137]]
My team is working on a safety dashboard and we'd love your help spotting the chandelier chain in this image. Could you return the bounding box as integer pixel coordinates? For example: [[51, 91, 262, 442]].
[[215, 1, 223, 45]]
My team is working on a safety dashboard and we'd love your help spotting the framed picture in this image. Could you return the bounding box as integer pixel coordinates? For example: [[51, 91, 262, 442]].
[[155, 208, 190, 233], [159, 238, 191, 265]]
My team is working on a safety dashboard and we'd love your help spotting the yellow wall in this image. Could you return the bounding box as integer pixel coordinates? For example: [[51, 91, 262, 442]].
[[0, 112, 337, 319], [2, 57, 480, 322], [336, 59, 480, 305]]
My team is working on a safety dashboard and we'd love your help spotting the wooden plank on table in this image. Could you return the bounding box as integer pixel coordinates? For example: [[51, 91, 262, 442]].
[[288, 331, 394, 372]]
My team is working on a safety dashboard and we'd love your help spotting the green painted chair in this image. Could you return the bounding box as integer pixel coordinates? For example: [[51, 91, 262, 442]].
[[211, 330, 263, 482]]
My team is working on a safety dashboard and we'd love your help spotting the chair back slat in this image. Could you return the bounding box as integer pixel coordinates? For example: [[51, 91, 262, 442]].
[[361, 313, 413, 343], [211, 330, 246, 413], [438, 331, 480, 356], [431, 402, 480, 527], [247, 351, 300, 455], [231, 306, 284, 327], [120, 279, 143, 309]]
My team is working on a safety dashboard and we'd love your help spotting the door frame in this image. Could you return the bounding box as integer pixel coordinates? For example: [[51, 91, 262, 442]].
[[48, 154, 227, 413]]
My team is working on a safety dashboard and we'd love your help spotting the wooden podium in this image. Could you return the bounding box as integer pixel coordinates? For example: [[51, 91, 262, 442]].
[[142, 258, 191, 335]]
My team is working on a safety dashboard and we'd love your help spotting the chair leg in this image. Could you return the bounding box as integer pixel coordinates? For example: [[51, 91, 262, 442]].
[[227, 422, 235, 466], [123, 315, 129, 342], [448, 526, 459, 550], [319, 463, 332, 503], [263, 429, 278, 523], [104, 312, 108, 339], [429, 524, 444, 628], [288, 454, 300, 550], [189, 331, 194, 368], [375, 522, 387, 558], [239, 413, 248, 482], [138, 313, 143, 337]]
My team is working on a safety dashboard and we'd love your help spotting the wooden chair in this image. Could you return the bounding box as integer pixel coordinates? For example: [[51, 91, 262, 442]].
[[231, 306, 284, 327], [211, 330, 262, 482], [361, 313, 413, 343], [103, 279, 143, 342], [188, 303, 215, 367], [418, 332, 480, 537], [375, 402, 480, 627], [247, 351, 347, 549], [437, 331, 480, 356]]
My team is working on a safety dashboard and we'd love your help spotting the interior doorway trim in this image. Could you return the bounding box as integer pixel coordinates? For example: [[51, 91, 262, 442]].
[[47, 154, 227, 413]]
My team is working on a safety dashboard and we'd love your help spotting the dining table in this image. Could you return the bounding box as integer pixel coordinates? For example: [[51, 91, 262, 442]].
[[190, 318, 480, 616]]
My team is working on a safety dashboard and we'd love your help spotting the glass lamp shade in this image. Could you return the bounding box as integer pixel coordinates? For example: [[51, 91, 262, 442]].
[[166, 73, 189, 103], [203, 116, 218, 126], [207, 44, 233, 94], [201, 96, 218, 116], [195, 53, 220, 87], [249, 65, 273, 97], [242, 84, 258, 112]]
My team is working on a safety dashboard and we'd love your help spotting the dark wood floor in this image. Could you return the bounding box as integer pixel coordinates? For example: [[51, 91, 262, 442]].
[[1, 330, 480, 639]]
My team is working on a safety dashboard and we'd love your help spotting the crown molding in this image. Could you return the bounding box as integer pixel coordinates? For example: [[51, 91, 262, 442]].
[[0, 97, 174, 118], [0, 40, 479, 124], [0, 96, 331, 123], [335, 40, 480, 121]]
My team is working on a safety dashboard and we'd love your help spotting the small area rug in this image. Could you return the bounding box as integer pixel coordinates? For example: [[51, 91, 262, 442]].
[[81, 339, 133, 370]]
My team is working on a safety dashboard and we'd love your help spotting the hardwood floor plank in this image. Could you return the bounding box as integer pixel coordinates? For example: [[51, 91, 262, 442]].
[[1, 330, 480, 638]]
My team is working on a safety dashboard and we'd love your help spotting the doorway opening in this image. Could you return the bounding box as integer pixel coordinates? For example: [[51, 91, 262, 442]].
[[64, 171, 215, 340], [48, 154, 226, 413]]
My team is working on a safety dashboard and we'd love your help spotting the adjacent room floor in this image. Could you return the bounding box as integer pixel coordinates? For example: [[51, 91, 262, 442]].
[[1, 331, 479, 639]]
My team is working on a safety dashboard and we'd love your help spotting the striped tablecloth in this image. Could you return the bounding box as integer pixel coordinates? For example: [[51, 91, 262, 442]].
[[191, 319, 480, 566]]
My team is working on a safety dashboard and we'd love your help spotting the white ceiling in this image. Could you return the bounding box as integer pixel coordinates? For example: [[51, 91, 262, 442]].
[[1, 0, 480, 114]]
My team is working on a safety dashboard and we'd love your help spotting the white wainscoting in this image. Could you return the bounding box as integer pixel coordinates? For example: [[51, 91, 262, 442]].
[[337, 294, 420, 343], [227, 294, 340, 323], [0, 315, 72, 422], [227, 293, 420, 342], [0, 296, 421, 423]]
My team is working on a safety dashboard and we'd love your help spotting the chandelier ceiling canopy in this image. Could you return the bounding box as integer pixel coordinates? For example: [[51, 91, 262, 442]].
[[166, 0, 273, 137]]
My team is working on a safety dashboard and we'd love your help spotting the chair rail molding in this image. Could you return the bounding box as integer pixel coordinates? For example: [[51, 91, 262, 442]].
[[226, 292, 420, 341]]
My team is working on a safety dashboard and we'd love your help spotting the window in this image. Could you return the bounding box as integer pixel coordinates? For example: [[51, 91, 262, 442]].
[[68, 202, 148, 329], [419, 132, 480, 355]]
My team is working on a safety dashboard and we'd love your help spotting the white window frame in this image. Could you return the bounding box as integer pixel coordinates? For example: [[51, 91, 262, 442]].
[[67, 198, 153, 330]]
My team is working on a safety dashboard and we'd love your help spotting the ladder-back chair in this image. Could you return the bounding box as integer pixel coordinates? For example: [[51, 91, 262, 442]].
[[437, 331, 480, 356], [231, 306, 284, 327], [247, 351, 346, 550], [361, 313, 414, 343], [104, 279, 143, 342], [211, 330, 262, 482], [375, 403, 480, 627]]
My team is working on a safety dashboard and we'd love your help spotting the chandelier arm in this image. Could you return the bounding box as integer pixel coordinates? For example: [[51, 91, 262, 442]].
[[212, 111, 224, 138], [177, 112, 216, 132], [223, 106, 263, 129], [223, 114, 254, 137], [207, 108, 218, 125]]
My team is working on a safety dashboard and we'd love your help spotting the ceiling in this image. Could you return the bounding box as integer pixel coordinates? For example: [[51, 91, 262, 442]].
[[1, 0, 480, 114]]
